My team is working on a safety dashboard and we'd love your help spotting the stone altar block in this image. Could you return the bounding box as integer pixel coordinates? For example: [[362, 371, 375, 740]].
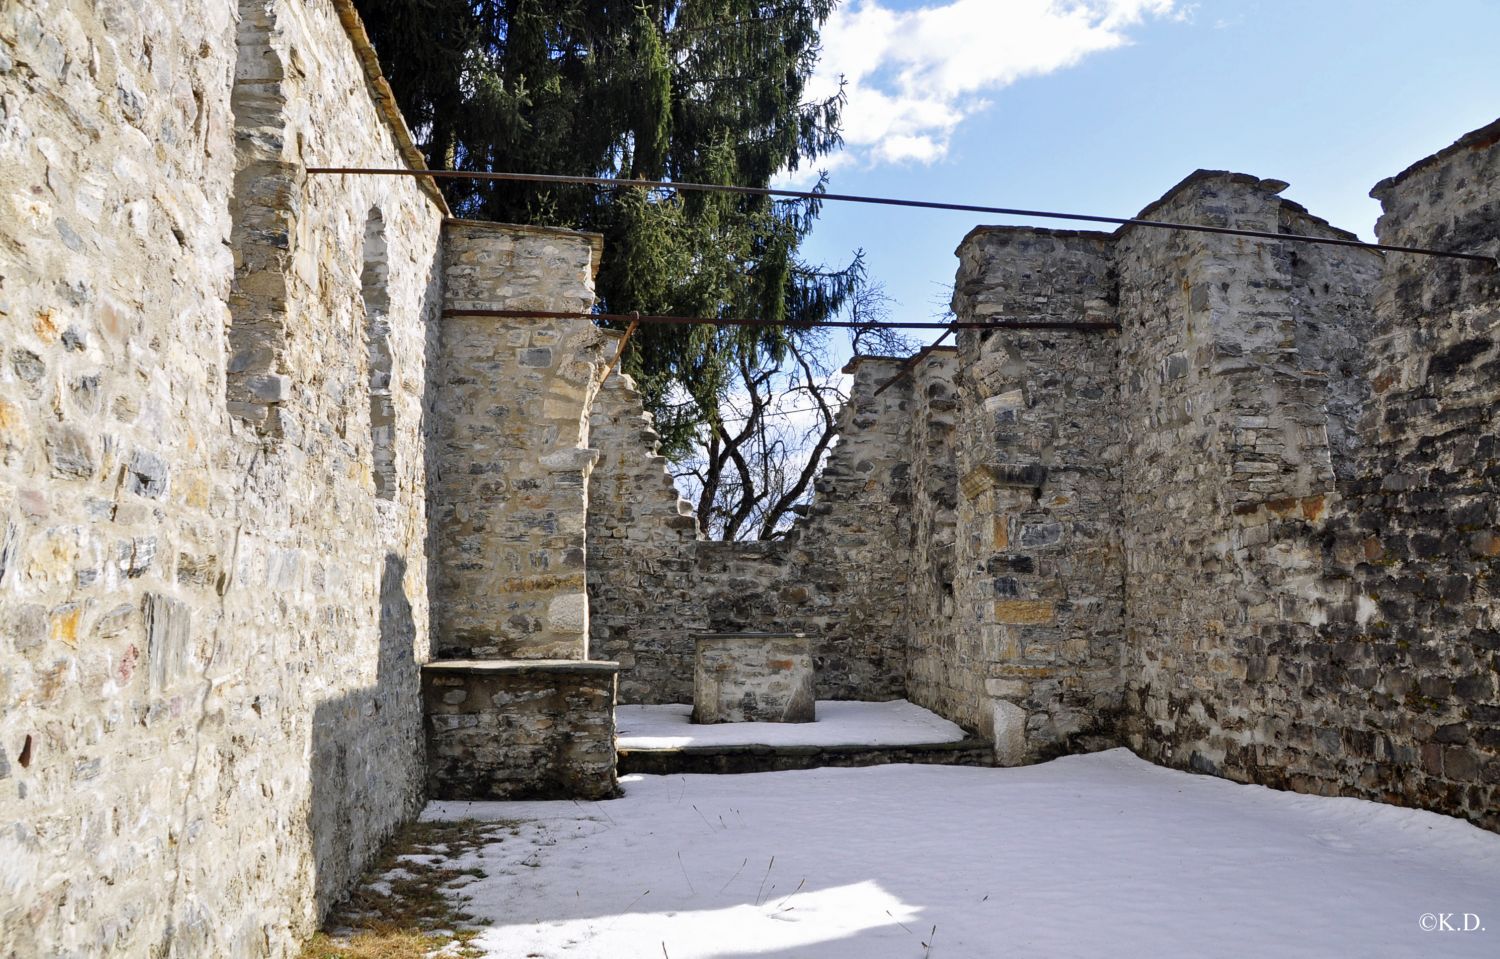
[[692, 632, 816, 723]]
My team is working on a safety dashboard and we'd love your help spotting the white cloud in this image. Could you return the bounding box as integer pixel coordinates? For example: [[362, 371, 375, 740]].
[[782, 0, 1178, 181]]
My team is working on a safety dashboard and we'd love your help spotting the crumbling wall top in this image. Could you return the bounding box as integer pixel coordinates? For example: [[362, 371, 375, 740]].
[[1371, 116, 1500, 199], [443, 217, 606, 281]]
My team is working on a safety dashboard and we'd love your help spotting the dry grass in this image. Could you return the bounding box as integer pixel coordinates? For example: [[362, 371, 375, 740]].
[[299, 819, 514, 959]]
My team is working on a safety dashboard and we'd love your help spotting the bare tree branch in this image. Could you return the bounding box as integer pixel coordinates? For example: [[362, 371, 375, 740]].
[[758, 340, 838, 539], [675, 279, 916, 541]]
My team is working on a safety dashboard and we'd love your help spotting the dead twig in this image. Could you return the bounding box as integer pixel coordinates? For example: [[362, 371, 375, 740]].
[[922, 923, 938, 958], [718, 857, 748, 894], [754, 856, 776, 906], [775, 878, 806, 909]]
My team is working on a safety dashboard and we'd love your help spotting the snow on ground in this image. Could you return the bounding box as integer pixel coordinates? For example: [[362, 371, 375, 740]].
[[616, 699, 967, 749], [423, 749, 1500, 958]]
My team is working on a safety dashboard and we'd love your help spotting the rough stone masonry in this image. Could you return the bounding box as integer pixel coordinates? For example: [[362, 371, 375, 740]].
[[917, 151, 1496, 827], [0, 0, 614, 954], [3, 0, 1500, 956], [591, 135, 1500, 829], [2, 1, 445, 955]]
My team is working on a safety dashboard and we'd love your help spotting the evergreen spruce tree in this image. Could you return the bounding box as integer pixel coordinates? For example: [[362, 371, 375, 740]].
[[354, 0, 858, 461]]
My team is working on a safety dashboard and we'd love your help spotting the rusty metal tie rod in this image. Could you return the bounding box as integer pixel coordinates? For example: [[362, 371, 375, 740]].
[[307, 167, 1499, 267]]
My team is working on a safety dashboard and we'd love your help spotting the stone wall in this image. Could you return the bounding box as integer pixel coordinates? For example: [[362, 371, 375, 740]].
[[1281, 202, 1384, 478], [900, 349, 961, 726], [432, 221, 605, 659], [1113, 174, 1383, 784], [587, 364, 704, 703], [936, 230, 1126, 757], [932, 137, 1497, 829], [587, 129, 1498, 832], [588, 356, 955, 705], [1290, 124, 1499, 829], [5, 11, 1498, 957], [0, 1, 445, 955], [694, 357, 921, 701], [422, 220, 620, 804], [423, 660, 618, 800]]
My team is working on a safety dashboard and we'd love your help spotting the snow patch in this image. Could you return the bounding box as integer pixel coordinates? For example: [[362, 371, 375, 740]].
[[616, 699, 968, 749], [421, 750, 1500, 957]]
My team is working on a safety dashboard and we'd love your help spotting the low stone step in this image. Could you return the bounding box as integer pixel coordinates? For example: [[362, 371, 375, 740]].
[[617, 737, 994, 776]]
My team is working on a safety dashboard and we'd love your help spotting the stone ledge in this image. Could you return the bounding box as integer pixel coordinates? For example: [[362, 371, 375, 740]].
[[692, 631, 807, 641], [422, 658, 621, 675], [617, 738, 995, 776], [960, 463, 1048, 498], [424, 660, 620, 800]]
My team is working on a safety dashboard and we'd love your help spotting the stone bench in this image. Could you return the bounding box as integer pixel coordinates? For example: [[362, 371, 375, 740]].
[[423, 659, 619, 800]]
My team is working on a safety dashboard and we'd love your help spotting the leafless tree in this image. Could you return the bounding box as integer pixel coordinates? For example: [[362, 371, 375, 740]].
[[674, 280, 917, 540]]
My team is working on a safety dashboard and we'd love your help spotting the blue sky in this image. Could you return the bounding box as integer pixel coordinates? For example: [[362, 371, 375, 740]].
[[791, 0, 1500, 337]]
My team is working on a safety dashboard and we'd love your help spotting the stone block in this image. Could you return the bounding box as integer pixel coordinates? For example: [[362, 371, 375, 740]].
[[46, 425, 95, 479], [123, 449, 169, 500], [693, 633, 815, 724], [242, 373, 291, 404], [992, 600, 1055, 625], [423, 660, 620, 800], [991, 698, 1028, 766], [984, 677, 1027, 698], [144, 592, 191, 691]]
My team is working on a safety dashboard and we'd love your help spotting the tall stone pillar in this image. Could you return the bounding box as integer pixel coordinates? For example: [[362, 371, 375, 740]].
[[425, 219, 620, 801], [947, 227, 1125, 759], [433, 220, 606, 660]]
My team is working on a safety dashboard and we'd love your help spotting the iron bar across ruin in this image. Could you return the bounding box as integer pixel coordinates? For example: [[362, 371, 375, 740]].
[[309, 166, 1500, 267], [441, 307, 1119, 332]]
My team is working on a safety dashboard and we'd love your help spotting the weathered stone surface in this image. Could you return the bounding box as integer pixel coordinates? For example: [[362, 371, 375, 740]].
[[692, 633, 816, 724], [1282, 121, 1500, 831], [1, 1, 442, 954], [1109, 173, 1383, 811], [5, 7, 1500, 956], [618, 737, 993, 775], [584, 361, 707, 703], [433, 221, 606, 660], [917, 228, 1126, 758], [423, 660, 619, 800], [928, 143, 1497, 831], [991, 699, 1028, 767], [589, 355, 951, 705]]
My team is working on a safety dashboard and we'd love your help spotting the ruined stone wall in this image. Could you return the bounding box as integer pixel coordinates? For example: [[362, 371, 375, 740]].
[[587, 365, 704, 703], [0, 1, 445, 954], [1114, 174, 1383, 784], [937, 231, 1125, 756], [1280, 203, 1384, 478], [433, 221, 605, 660], [1295, 124, 1500, 829], [422, 222, 619, 804], [901, 350, 961, 726], [931, 153, 1493, 828], [584, 124, 1498, 827], [693, 357, 922, 701], [588, 356, 949, 704], [1106, 143, 1499, 832]]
